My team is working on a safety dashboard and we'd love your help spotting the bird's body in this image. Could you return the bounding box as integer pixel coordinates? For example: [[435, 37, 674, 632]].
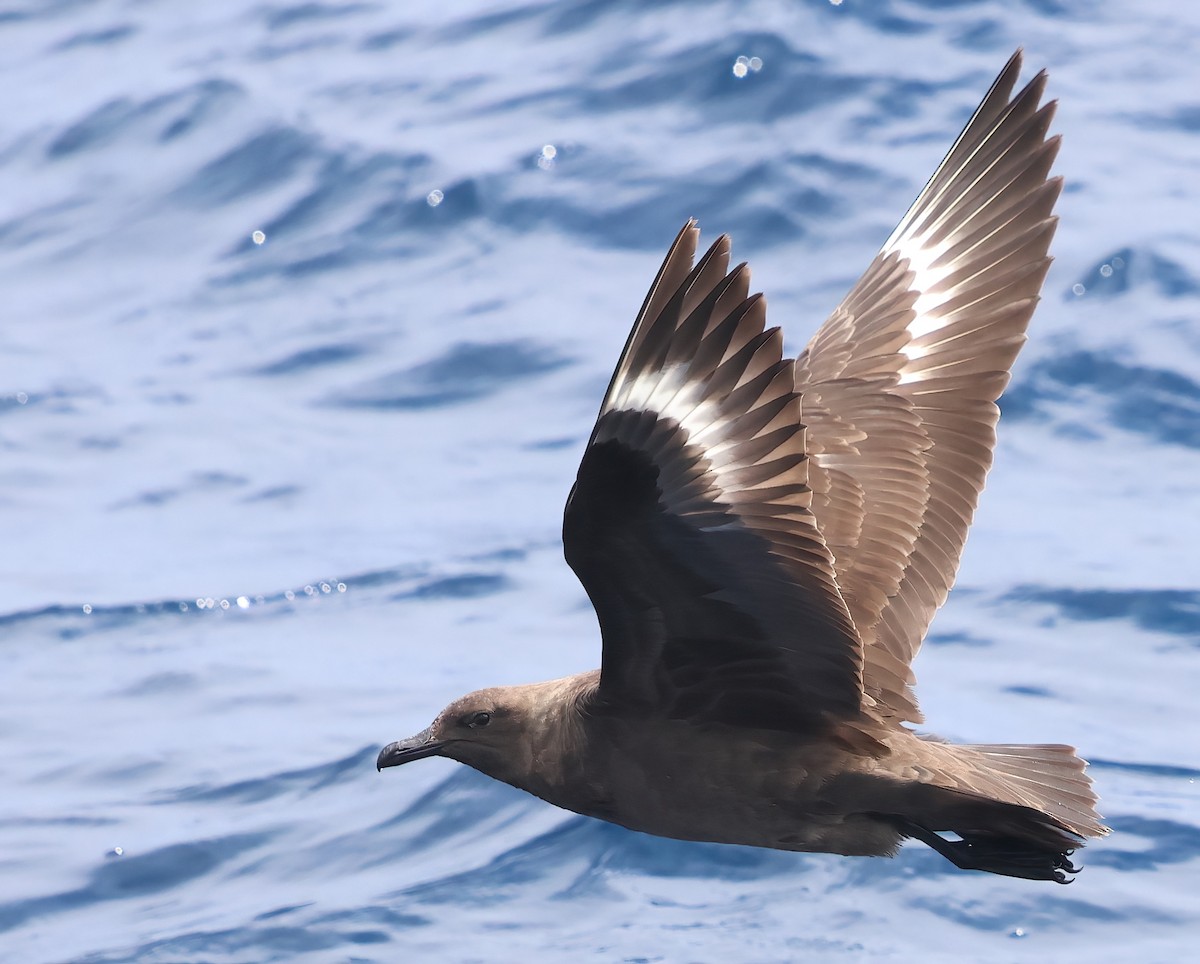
[[378, 51, 1109, 882], [484, 671, 902, 857], [417, 671, 1101, 872]]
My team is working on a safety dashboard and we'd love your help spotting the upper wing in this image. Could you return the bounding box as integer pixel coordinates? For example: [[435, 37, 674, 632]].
[[795, 51, 1062, 722], [564, 223, 866, 734]]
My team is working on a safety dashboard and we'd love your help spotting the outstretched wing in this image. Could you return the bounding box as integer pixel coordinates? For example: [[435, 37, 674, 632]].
[[564, 223, 866, 734], [796, 51, 1061, 722]]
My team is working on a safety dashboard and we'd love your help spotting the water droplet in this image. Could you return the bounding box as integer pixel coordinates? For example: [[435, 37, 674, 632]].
[[732, 60, 748, 79], [236, 596, 250, 609], [106, 846, 124, 858], [251, 230, 266, 245], [748, 56, 763, 72], [336, 582, 346, 593], [284, 590, 295, 601], [15, 391, 28, 404], [426, 189, 443, 207], [1072, 283, 1086, 296], [1099, 264, 1113, 277], [82, 603, 92, 615]]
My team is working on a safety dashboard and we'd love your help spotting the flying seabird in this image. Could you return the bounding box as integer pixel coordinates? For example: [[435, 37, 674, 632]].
[[378, 51, 1108, 882]]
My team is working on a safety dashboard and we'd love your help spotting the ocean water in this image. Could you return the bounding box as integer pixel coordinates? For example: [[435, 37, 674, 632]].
[[2, 1, 1198, 961]]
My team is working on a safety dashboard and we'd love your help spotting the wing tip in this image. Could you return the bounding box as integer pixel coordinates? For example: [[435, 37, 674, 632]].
[[677, 217, 701, 251], [991, 48, 1025, 101]]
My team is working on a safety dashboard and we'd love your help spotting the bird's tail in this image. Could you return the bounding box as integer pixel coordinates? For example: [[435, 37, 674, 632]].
[[882, 741, 1109, 882], [956, 742, 1109, 840]]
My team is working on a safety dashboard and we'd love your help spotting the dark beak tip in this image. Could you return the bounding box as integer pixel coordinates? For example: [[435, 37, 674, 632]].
[[376, 742, 400, 771], [376, 729, 443, 771]]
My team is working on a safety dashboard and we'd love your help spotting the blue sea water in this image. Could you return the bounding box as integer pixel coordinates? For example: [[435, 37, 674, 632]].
[[2, 0, 1199, 960]]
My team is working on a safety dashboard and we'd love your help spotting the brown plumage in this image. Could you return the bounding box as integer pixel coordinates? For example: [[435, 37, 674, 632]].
[[377, 51, 1108, 883]]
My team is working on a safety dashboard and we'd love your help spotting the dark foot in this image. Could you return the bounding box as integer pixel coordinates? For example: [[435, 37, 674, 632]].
[[893, 818, 1080, 883]]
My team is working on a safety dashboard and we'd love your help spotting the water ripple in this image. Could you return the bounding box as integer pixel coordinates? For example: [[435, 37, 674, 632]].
[[0, 833, 273, 935]]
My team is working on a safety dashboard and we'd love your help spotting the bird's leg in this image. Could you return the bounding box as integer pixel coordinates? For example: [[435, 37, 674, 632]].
[[890, 817, 1079, 883]]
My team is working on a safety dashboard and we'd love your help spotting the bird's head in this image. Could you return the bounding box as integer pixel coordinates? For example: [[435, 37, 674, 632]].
[[376, 685, 542, 786]]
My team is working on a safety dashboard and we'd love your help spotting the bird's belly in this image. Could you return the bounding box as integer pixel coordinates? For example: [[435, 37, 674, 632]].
[[567, 728, 900, 858]]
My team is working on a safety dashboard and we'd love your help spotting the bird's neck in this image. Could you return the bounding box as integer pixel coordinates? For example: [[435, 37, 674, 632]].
[[497, 670, 604, 807]]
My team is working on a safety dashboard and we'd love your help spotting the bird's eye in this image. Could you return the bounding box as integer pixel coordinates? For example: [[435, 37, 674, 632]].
[[465, 711, 491, 729]]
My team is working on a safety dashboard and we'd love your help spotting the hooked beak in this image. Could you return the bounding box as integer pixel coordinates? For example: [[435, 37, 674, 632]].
[[376, 726, 445, 771]]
